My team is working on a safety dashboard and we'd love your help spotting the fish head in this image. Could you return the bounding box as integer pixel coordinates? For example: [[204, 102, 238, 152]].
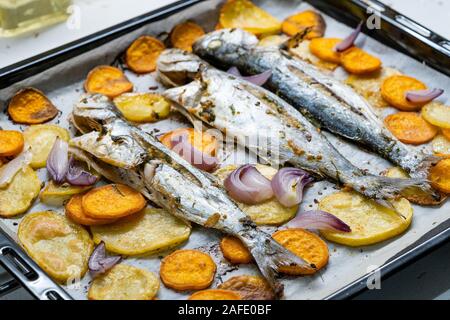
[[193, 28, 258, 66], [72, 94, 119, 133], [157, 49, 206, 87]]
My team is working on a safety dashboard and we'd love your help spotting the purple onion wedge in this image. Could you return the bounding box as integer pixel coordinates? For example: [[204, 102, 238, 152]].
[[286, 210, 351, 232]]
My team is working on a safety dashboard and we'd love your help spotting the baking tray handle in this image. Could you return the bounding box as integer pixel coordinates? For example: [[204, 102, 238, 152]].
[[0, 231, 72, 300]]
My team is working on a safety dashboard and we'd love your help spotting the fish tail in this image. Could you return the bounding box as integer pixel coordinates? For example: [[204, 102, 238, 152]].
[[408, 154, 442, 179], [240, 230, 316, 298]]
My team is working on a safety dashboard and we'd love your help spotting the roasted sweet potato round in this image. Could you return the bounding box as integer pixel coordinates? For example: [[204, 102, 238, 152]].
[[384, 112, 438, 145], [429, 159, 450, 194], [84, 65, 133, 98], [341, 47, 382, 75], [218, 275, 275, 300], [220, 236, 252, 264], [160, 249, 216, 291], [188, 289, 241, 300], [125, 36, 165, 74], [281, 10, 325, 39], [160, 127, 218, 156], [381, 75, 427, 111], [8, 88, 58, 124], [81, 184, 146, 219], [88, 264, 159, 300], [0, 130, 24, 157], [65, 194, 116, 226], [272, 228, 329, 275], [170, 22, 205, 52], [309, 37, 342, 63]]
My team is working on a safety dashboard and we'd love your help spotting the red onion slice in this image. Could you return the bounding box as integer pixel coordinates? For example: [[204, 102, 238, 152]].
[[335, 21, 364, 52], [170, 134, 219, 172], [0, 149, 32, 188], [88, 241, 122, 278], [286, 210, 351, 232], [271, 167, 314, 207], [227, 67, 272, 86], [47, 138, 69, 184], [224, 164, 274, 204], [405, 88, 444, 104], [66, 157, 98, 186]]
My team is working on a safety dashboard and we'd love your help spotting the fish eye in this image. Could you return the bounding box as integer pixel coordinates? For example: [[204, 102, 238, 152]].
[[208, 39, 222, 49]]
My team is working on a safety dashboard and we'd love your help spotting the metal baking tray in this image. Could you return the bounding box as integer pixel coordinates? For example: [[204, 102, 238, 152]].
[[0, 0, 449, 300]]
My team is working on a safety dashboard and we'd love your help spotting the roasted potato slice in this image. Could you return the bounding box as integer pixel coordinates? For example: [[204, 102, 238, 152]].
[[66, 194, 116, 226], [84, 65, 133, 98], [429, 159, 450, 194], [385, 167, 446, 205], [189, 289, 241, 300], [318, 191, 413, 246], [220, 236, 252, 264], [125, 36, 165, 74], [18, 211, 93, 283], [346, 67, 402, 108], [82, 184, 146, 219], [40, 181, 91, 207], [88, 264, 159, 300], [281, 10, 325, 39], [0, 130, 24, 157], [23, 124, 70, 169], [8, 88, 58, 124], [214, 164, 298, 225], [258, 34, 288, 48], [340, 47, 382, 75], [381, 75, 427, 111], [160, 249, 216, 291], [384, 112, 438, 145], [218, 275, 275, 300], [91, 208, 191, 255], [170, 21, 205, 52], [309, 38, 342, 64], [113, 93, 171, 123], [272, 229, 329, 275], [0, 165, 41, 217], [421, 101, 450, 129], [432, 134, 450, 156], [219, 0, 281, 36]]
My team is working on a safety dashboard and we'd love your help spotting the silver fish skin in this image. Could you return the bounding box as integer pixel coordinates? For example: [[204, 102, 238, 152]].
[[69, 94, 314, 296], [192, 28, 439, 180], [158, 49, 435, 206]]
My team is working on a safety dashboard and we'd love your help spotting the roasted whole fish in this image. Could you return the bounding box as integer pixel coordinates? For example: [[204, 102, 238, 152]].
[[192, 28, 439, 181], [157, 49, 436, 207], [69, 94, 314, 297]]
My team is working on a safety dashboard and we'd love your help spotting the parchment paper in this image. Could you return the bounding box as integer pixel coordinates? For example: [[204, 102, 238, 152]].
[[0, 0, 449, 300]]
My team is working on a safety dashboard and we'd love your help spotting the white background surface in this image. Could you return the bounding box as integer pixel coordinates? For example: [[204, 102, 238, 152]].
[[0, 0, 449, 300]]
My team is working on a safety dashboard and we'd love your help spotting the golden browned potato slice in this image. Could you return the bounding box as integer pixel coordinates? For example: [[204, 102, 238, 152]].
[[18, 211, 93, 283], [113, 93, 171, 123], [91, 208, 191, 255], [23, 124, 70, 169], [88, 264, 159, 300], [318, 191, 413, 246], [258, 34, 289, 48], [421, 101, 450, 129], [40, 181, 91, 207], [346, 67, 402, 108], [214, 164, 297, 226], [432, 134, 450, 156], [0, 166, 41, 217], [289, 40, 339, 71]]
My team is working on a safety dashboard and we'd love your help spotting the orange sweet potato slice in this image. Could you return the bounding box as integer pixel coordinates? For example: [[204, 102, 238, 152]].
[[309, 38, 342, 63], [220, 236, 252, 264], [188, 289, 241, 300], [341, 47, 381, 75], [65, 194, 116, 226], [159, 127, 217, 156], [281, 10, 326, 39], [218, 275, 275, 300], [81, 184, 146, 219], [84, 65, 133, 98], [0, 130, 24, 157], [384, 112, 438, 145], [170, 22, 205, 52], [443, 129, 450, 140], [8, 88, 58, 124], [381, 75, 427, 111], [125, 36, 165, 74], [429, 159, 450, 194], [272, 228, 329, 275], [160, 249, 216, 291]]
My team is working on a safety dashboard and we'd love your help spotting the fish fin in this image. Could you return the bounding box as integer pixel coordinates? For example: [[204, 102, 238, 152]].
[[241, 230, 316, 298]]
